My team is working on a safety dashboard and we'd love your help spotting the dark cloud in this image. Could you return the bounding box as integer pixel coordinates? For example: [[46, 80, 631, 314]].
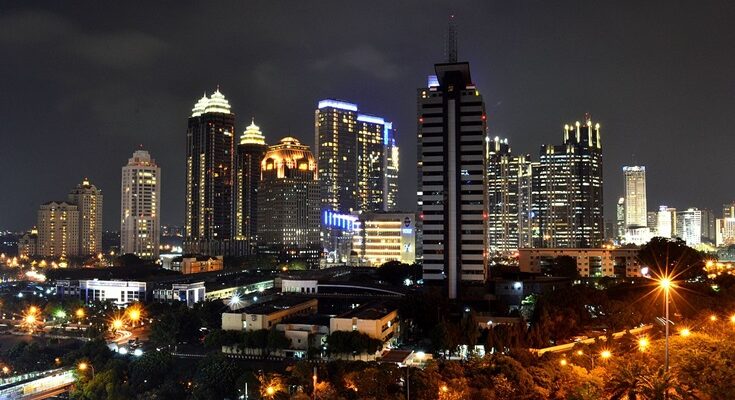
[[1, 1, 735, 232]]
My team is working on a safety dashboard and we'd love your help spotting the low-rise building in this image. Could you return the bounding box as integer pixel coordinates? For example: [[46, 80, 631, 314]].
[[180, 255, 223, 274], [71, 279, 146, 306], [518, 247, 641, 277], [330, 301, 399, 344], [222, 297, 318, 331], [276, 314, 330, 352]]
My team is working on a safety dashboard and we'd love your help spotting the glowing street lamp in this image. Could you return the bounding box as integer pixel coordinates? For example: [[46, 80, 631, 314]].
[[730, 314, 735, 324], [2, 366, 9, 374], [75, 308, 85, 319], [559, 359, 568, 366], [78, 362, 95, 379], [638, 337, 650, 351], [111, 318, 124, 331], [657, 275, 674, 372], [710, 314, 718, 322], [679, 328, 691, 337], [600, 350, 612, 360]]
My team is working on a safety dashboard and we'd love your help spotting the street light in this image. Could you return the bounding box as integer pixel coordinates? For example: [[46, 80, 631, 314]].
[[78, 362, 95, 379], [600, 350, 612, 360], [111, 318, 124, 331], [559, 358, 568, 366], [75, 308, 85, 319], [657, 276, 674, 372], [638, 337, 650, 351], [679, 328, 691, 337]]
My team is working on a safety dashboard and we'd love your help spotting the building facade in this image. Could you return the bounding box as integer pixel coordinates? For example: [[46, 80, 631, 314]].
[[486, 137, 533, 253], [184, 89, 236, 256], [417, 62, 489, 299], [533, 116, 603, 248], [352, 212, 417, 266], [120, 149, 160, 259], [37, 201, 79, 258], [656, 206, 677, 238], [234, 119, 268, 256], [257, 137, 321, 264], [68, 179, 103, 256], [623, 166, 647, 228], [518, 247, 642, 277]]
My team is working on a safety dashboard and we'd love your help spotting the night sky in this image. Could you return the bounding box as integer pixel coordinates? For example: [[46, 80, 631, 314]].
[[1, 1, 734, 231]]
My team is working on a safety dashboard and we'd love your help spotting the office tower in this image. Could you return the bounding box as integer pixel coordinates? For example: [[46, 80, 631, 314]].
[[234, 119, 268, 255], [647, 211, 658, 234], [723, 202, 735, 219], [37, 201, 79, 258], [417, 61, 489, 299], [615, 197, 626, 241], [623, 166, 647, 228], [68, 179, 103, 256], [384, 125, 399, 211], [257, 137, 321, 264], [701, 208, 716, 243], [315, 100, 397, 260], [534, 116, 603, 248], [120, 149, 160, 259], [716, 218, 735, 246], [184, 89, 236, 256], [656, 206, 677, 238], [486, 137, 532, 253], [676, 208, 709, 246]]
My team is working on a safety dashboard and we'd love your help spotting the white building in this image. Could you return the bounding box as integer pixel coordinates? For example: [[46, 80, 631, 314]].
[[677, 208, 703, 246], [121, 149, 161, 259], [656, 206, 677, 238], [330, 301, 400, 344], [78, 280, 146, 306], [623, 166, 650, 245], [716, 218, 735, 246]]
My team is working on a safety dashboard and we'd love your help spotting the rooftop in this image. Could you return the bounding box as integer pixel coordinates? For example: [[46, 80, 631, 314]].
[[335, 301, 397, 320], [242, 296, 316, 315]]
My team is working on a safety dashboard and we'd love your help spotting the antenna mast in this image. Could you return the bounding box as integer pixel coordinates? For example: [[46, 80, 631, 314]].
[[446, 15, 458, 63]]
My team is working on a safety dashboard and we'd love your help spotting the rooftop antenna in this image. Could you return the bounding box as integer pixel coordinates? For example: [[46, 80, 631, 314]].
[[446, 14, 458, 63]]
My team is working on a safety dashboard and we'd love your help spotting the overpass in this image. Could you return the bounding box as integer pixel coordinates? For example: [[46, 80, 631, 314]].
[[0, 368, 76, 399]]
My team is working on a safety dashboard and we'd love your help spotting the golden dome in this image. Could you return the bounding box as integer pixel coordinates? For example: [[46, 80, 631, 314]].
[[261, 137, 316, 179]]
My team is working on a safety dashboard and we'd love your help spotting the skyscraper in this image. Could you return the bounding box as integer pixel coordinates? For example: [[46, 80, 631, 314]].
[[486, 137, 533, 253], [677, 208, 703, 246], [37, 201, 79, 258], [417, 61, 489, 299], [120, 149, 160, 259], [68, 179, 103, 256], [184, 89, 236, 256], [534, 116, 603, 248], [623, 166, 647, 228], [234, 119, 267, 255], [257, 137, 321, 264], [615, 197, 626, 241], [656, 206, 677, 238], [314, 100, 398, 260]]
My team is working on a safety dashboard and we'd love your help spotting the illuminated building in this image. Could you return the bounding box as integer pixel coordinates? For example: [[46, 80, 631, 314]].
[[723, 202, 735, 219], [623, 166, 647, 228], [615, 197, 625, 242], [533, 116, 603, 248], [352, 212, 416, 267], [68, 179, 103, 256], [417, 60, 489, 299], [234, 119, 267, 255], [486, 137, 533, 253], [37, 201, 79, 257], [716, 218, 735, 246], [257, 137, 321, 264], [120, 149, 160, 259], [315, 100, 398, 260], [656, 206, 677, 238], [676, 208, 715, 246], [18, 228, 39, 257], [179, 255, 223, 274], [519, 247, 642, 277], [184, 89, 236, 256]]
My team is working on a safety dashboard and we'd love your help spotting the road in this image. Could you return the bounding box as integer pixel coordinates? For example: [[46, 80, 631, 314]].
[[532, 324, 653, 355]]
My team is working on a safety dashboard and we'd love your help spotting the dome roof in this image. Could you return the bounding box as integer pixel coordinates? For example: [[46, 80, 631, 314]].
[[240, 118, 266, 145], [261, 136, 316, 179], [191, 88, 232, 117]]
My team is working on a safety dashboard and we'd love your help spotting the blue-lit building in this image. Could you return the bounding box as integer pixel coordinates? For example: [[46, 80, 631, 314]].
[[315, 100, 399, 262]]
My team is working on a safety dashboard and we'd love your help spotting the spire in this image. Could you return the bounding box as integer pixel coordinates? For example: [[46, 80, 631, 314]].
[[446, 14, 458, 63]]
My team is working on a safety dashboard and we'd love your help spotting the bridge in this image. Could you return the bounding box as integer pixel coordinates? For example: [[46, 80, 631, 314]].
[[0, 368, 76, 399]]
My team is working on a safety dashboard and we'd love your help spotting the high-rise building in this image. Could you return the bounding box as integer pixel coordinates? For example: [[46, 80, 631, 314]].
[[184, 89, 236, 256], [486, 137, 533, 253], [417, 61, 488, 299], [723, 202, 735, 219], [68, 179, 103, 256], [314, 100, 398, 260], [623, 166, 647, 228], [676, 208, 701, 246], [257, 137, 321, 264], [716, 218, 735, 246], [615, 197, 626, 241], [656, 206, 677, 238], [234, 119, 268, 255], [533, 116, 603, 248], [37, 201, 79, 258], [120, 149, 160, 259]]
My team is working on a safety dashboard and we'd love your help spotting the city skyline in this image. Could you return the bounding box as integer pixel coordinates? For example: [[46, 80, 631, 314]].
[[2, 2, 735, 231]]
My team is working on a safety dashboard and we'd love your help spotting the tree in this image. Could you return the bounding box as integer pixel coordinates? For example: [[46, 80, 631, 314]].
[[326, 331, 382, 355], [192, 354, 242, 400], [637, 237, 705, 281], [129, 351, 174, 393]]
